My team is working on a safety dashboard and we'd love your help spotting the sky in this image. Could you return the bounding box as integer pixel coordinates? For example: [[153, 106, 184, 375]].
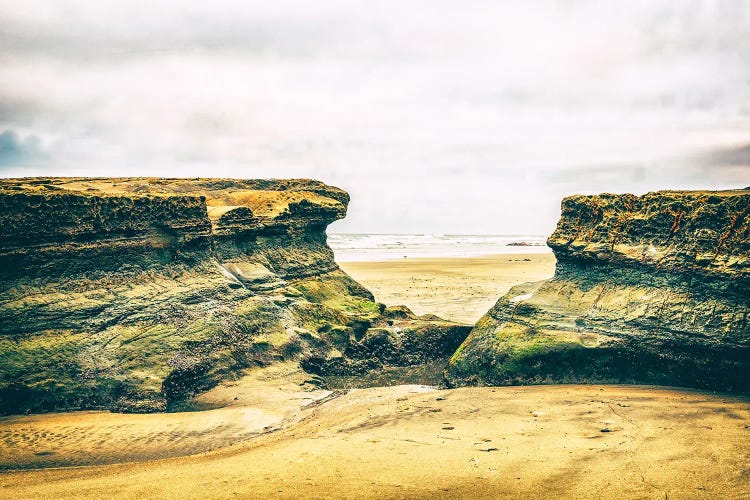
[[0, 0, 748, 235]]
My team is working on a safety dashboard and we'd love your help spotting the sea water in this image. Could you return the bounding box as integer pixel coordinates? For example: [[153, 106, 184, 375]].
[[327, 233, 551, 262]]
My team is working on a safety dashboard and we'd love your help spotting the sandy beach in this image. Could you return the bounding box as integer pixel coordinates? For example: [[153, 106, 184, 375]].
[[339, 253, 556, 324], [0, 363, 331, 470], [2, 1, 746, 496], [0, 252, 748, 498], [1, 382, 748, 499]]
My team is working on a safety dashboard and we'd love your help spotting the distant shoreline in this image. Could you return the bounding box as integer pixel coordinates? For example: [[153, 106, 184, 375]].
[[335, 251, 552, 264], [328, 232, 552, 263]]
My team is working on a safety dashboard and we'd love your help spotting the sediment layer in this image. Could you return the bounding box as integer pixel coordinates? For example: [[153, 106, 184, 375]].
[[446, 189, 750, 392], [0, 178, 469, 413]]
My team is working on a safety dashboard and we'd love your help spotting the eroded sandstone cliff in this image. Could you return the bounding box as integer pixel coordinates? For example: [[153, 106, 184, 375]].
[[0, 178, 469, 413], [446, 189, 750, 392]]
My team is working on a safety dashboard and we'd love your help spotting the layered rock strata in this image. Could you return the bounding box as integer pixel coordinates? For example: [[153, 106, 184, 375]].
[[0, 178, 469, 413], [446, 189, 750, 392]]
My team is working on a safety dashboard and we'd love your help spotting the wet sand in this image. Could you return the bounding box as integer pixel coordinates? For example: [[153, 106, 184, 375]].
[[339, 253, 556, 324], [1, 384, 748, 499]]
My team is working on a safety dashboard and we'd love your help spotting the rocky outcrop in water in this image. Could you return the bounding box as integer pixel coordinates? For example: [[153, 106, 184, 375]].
[[0, 178, 469, 414], [446, 189, 750, 392]]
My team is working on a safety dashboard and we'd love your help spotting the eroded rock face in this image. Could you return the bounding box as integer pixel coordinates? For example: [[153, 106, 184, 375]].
[[446, 189, 750, 392], [0, 178, 469, 414]]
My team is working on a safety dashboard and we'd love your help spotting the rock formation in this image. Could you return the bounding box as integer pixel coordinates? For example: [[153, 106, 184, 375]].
[[0, 178, 469, 414], [446, 189, 750, 392]]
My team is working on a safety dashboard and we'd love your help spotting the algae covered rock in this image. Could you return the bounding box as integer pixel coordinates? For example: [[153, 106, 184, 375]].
[[0, 178, 468, 414], [446, 188, 750, 392]]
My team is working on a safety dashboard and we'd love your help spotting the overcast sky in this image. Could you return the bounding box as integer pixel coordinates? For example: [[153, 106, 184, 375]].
[[1, 0, 748, 234]]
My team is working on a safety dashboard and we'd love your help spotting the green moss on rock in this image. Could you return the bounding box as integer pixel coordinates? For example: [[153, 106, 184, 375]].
[[0, 178, 470, 414], [446, 189, 750, 392]]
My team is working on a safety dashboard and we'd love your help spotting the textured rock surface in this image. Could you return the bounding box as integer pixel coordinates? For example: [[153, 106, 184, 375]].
[[446, 189, 750, 392], [0, 178, 469, 414]]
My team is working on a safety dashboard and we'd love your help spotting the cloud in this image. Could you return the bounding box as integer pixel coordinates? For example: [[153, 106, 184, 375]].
[[0, 0, 748, 232], [695, 143, 750, 168], [0, 130, 48, 167], [0, 1, 383, 63]]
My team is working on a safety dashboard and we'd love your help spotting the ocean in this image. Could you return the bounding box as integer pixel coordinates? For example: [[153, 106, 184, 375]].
[[327, 233, 551, 262]]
